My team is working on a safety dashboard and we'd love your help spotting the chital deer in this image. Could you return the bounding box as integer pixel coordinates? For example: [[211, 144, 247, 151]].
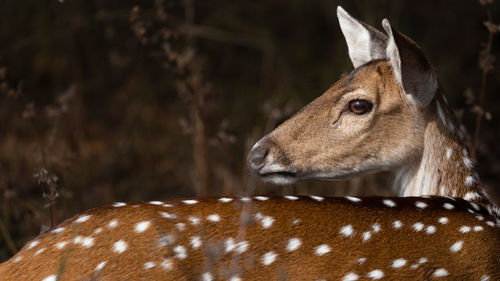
[[1, 6, 499, 281]]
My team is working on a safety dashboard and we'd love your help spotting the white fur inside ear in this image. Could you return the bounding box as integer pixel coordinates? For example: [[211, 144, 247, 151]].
[[337, 6, 373, 68], [382, 19, 402, 85]]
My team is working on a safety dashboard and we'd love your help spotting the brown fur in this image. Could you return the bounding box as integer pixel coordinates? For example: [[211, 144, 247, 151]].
[[0, 197, 499, 280]]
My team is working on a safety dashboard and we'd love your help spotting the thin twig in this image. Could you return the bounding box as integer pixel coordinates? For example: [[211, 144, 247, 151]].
[[0, 217, 17, 255], [472, 10, 494, 159]]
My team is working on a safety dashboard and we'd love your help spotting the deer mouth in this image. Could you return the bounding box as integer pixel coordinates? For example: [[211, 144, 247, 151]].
[[259, 171, 298, 185], [258, 164, 298, 185]]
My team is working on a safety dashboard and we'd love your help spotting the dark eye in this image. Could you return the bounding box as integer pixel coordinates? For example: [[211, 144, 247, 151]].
[[348, 99, 373, 115]]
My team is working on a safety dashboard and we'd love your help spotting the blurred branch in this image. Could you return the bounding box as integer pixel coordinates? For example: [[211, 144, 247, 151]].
[[472, 7, 498, 159], [182, 24, 273, 52], [0, 218, 17, 255]]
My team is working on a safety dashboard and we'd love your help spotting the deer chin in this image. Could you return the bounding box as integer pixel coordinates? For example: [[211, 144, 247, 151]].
[[260, 172, 298, 185], [257, 164, 298, 185]]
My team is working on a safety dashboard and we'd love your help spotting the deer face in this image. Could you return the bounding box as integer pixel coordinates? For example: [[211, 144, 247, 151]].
[[248, 61, 426, 185], [248, 7, 437, 185]]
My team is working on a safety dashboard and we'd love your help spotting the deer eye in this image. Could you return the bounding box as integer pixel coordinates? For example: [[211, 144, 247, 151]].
[[348, 99, 373, 115]]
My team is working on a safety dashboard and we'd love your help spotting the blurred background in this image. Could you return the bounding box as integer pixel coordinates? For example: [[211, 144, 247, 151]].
[[1, 0, 500, 261]]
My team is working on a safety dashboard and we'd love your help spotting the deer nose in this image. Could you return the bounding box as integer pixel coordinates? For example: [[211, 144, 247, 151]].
[[247, 142, 269, 172]]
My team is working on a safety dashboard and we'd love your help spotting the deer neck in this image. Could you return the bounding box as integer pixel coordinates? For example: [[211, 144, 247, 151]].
[[393, 96, 491, 206]]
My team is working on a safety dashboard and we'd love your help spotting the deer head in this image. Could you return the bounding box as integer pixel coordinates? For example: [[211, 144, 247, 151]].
[[247, 7, 439, 186]]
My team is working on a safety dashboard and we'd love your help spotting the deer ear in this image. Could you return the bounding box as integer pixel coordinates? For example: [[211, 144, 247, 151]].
[[382, 19, 437, 107], [337, 6, 387, 68]]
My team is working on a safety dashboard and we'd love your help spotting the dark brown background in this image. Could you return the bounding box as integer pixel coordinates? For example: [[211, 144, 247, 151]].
[[1, 0, 499, 261]]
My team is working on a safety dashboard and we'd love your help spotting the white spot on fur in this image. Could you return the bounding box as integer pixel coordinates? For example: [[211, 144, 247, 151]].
[[340, 225, 354, 237], [480, 276, 491, 281], [51, 227, 65, 234], [310, 195, 324, 201], [174, 245, 187, 259], [190, 236, 202, 249], [229, 276, 242, 281], [95, 261, 107, 271], [42, 275, 57, 281], [367, 269, 384, 280], [464, 191, 480, 201], [450, 241, 463, 252], [476, 215, 484, 221], [188, 216, 200, 225], [202, 272, 213, 281], [446, 148, 452, 160], [415, 201, 428, 209], [73, 236, 83, 244], [161, 259, 173, 270], [254, 196, 269, 201], [345, 196, 361, 202], [443, 203, 454, 210], [34, 248, 46, 256], [357, 257, 366, 264], [218, 197, 233, 203], [470, 202, 480, 211], [419, 258, 428, 264], [261, 216, 275, 229], [27, 240, 39, 249], [207, 214, 221, 222], [81, 237, 94, 248], [144, 262, 156, 269], [287, 238, 301, 252], [459, 226, 471, 233], [93, 228, 102, 235], [464, 177, 476, 187], [113, 240, 128, 253], [393, 220, 403, 229], [425, 225, 436, 234], [108, 219, 118, 228], [433, 268, 449, 277], [474, 226, 484, 232], [314, 244, 331, 256], [182, 199, 198, 205], [413, 222, 424, 232], [176, 223, 185, 231], [438, 217, 449, 224], [74, 215, 91, 223], [261, 251, 277, 265], [55, 241, 68, 249], [240, 197, 251, 202], [371, 223, 381, 233], [284, 195, 298, 200], [135, 221, 151, 233], [392, 258, 406, 268], [236, 241, 249, 254], [224, 238, 236, 252], [159, 211, 177, 219], [12, 256, 22, 263], [383, 199, 396, 207], [463, 157, 473, 169], [362, 231, 371, 242], [342, 272, 359, 281], [148, 201, 163, 205]]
